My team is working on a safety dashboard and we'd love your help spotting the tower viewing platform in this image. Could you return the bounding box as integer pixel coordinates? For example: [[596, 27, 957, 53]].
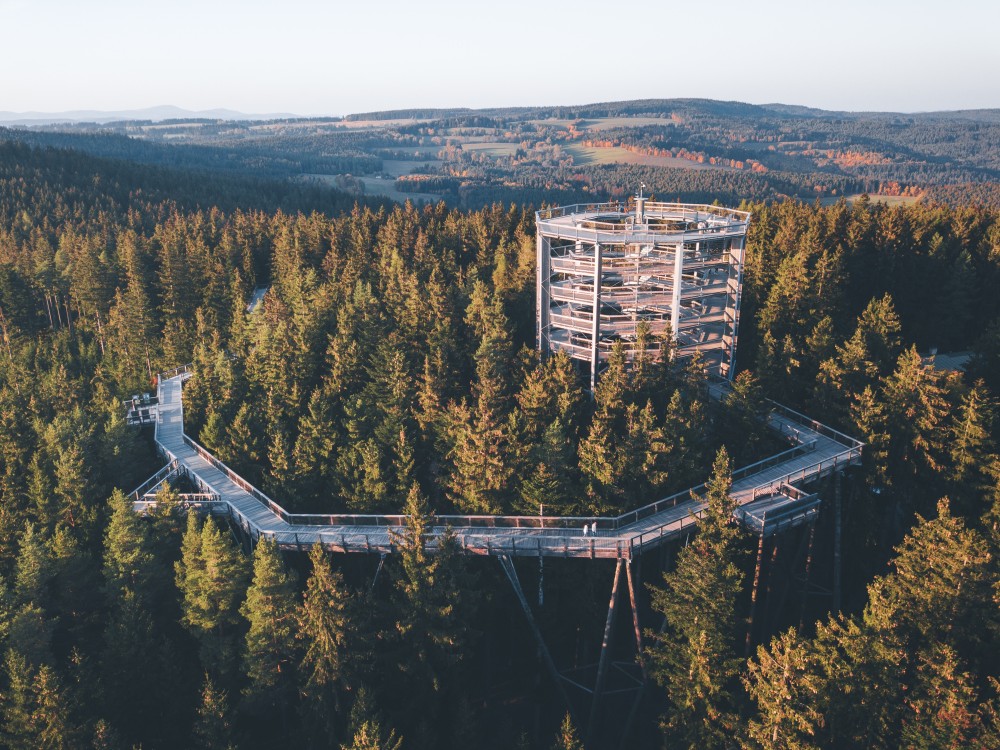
[[536, 201, 750, 389]]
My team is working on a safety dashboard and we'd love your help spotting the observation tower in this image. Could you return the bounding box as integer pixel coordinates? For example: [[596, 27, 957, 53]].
[[536, 197, 750, 389]]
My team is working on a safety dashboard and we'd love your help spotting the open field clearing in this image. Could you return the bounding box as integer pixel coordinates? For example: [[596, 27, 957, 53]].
[[303, 173, 441, 203], [357, 175, 442, 203], [461, 142, 522, 156], [820, 193, 925, 206], [565, 144, 729, 169]]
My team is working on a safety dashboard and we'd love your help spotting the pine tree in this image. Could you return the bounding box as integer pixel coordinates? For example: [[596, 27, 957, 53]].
[[446, 294, 517, 514], [192, 674, 236, 750], [100, 587, 184, 747], [341, 688, 403, 750], [13, 522, 53, 609], [945, 381, 996, 515], [292, 386, 340, 509], [225, 403, 265, 485], [241, 539, 299, 718], [815, 294, 902, 420], [742, 628, 823, 750], [880, 347, 950, 489], [719, 370, 767, 466], [0, 650, 80, 750], [52, 444, 96, 543], [48, 524, 102, 649], [864, 498, 996, 659], [298, 544, 352, 747], [646, 447, 743, 749], [6, 602, 54, 671], [175, 514, 247, 679], [149, 481, 184, 560], [801, 614, 904, 749], [102, 489, 158, 603], [550, 712, 583, 750], [579, 343, 631, 508], [900, 644, 985, 750], [386, 485, 476, 746]]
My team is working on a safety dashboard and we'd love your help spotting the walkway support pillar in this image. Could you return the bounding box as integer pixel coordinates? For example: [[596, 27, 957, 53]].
[[497, 555, 574, 722], [625, 559, 645, 676], [745, 524, 767, 657], [798, 520, 817, 630], [833, 471, 842, 613], [586, 559, 624, 746]]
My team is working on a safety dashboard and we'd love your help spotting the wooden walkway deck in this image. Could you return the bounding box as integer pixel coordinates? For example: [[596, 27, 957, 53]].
[[137, 367, 862, 558]]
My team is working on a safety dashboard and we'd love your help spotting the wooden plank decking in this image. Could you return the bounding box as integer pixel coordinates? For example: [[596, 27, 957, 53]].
[[142, 369, 861, 558]]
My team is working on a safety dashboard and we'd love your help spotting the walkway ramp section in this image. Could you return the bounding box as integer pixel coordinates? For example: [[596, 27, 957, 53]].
[[138, 367, 861, 558]]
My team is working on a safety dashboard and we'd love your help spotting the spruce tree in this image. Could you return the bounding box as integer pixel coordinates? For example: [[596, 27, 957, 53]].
[[0, 650, 80, 750], [241, 539, 299, 720], [794, 614, 904, 750], [149, 481, 184, 563], [742, 628, 823, 750], [719, 370, 767, 467], [864, 498, 996, 660], [550, 712, 583, 750], [945, 381, 997, 515], [341, 689, 403, 750], [175, 514, 247, 680], [900, 644, 986, 750], [13, 522, 53, 609], [297, 544, 352, 747], [192, 674, 236, 750], [102, 489, 158, 603], [387, 485, 476, 747], [815, 293, 902, 420], [447, 293, 516, 514], [646, 447, 743, 749]]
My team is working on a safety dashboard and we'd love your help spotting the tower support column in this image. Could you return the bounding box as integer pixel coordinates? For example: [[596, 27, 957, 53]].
[[670, 239, 684, 346], [590, 242, 603, 392]]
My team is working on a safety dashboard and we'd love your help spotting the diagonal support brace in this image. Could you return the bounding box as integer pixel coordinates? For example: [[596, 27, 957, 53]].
[[586, 558, 624, 745], [497, 555, 575, 722]]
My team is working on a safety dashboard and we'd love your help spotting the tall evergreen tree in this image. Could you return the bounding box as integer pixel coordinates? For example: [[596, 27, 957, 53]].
[[241, 539, 299, 725], [297, 544, 353, 748], [0, 650, 80, 750], [646, 447, 743, 750], [815, 294, 902, 420], [175, 514, 247, 680], [192, 674, 236, 750], [742, 628, 823, 750], [386, 485, 476, 748], [550, 712, 583, 750]]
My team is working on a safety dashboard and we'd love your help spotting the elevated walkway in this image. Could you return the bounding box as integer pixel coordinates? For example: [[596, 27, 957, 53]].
[[136, 366, 862, 558]]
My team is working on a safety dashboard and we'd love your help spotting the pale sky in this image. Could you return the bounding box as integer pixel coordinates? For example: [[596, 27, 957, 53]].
[[1, 0, 998, 115]]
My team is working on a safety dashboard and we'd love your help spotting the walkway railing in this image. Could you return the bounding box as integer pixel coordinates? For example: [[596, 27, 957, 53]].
[[181, 433, 292, 523], [145, 365, 863, 555], [158, 363, 193, 381], [129, 460, 181, 501], [767, 400, 864, 449]]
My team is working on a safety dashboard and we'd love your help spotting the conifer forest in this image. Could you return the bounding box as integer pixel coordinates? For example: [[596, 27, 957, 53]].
[[0, 106, 999, 750]]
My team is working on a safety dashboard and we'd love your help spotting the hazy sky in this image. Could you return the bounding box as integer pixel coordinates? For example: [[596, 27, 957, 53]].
[[1, 0, 998, 115]]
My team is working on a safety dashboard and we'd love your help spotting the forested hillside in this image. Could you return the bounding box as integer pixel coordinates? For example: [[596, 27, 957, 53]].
[[0, 137, 998, 749], [12, 98, 1000, 209]]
